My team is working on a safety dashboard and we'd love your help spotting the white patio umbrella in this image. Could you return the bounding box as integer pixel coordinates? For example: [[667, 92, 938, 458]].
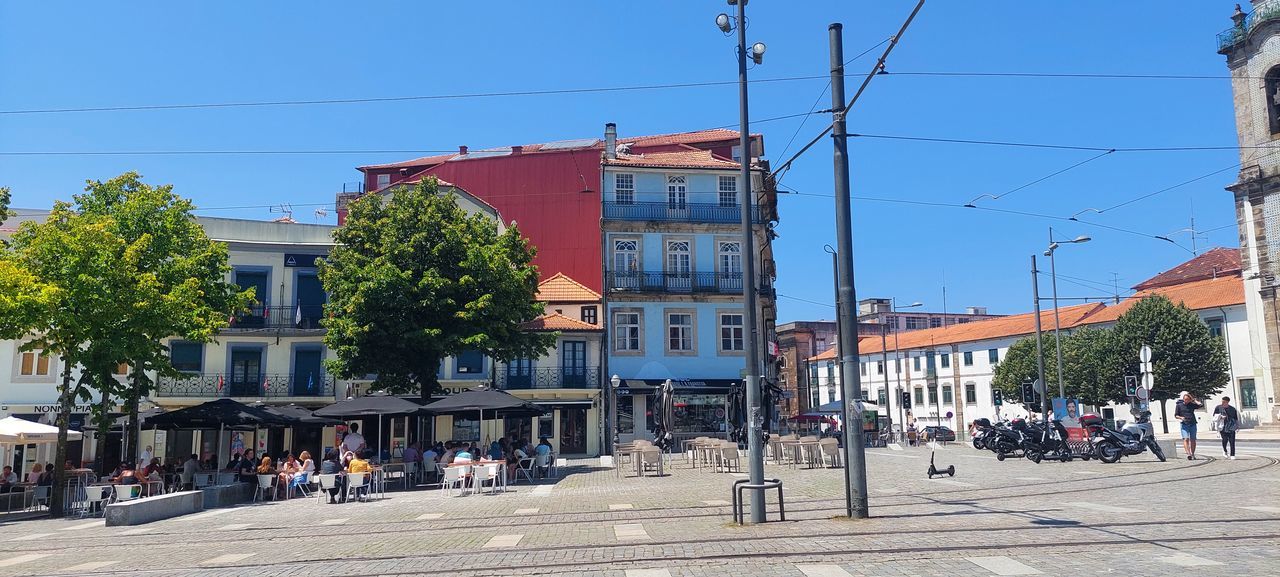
[[0, 416, 83, 444]]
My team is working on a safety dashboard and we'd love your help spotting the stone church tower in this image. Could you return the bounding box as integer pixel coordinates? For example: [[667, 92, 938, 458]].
[[1221, 1, 1280, 425]]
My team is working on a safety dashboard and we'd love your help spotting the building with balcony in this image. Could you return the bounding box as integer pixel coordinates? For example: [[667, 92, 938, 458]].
[[489, 273, 604, 456], [601, 122, 779, 443]]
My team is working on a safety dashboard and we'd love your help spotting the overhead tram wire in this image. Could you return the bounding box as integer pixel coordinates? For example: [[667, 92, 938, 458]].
[[775, 38, 892, 166], [964, 149, 1115, 206]]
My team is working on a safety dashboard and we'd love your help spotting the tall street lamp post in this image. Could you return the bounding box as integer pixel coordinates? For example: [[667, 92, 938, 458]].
[[717, 0, 767, 524], [1044, 228, 1091, 400]]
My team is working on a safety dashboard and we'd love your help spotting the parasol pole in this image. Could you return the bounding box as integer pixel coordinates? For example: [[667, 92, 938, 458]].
[[377, 413, 383, 462], [218, 423, 225, 476]]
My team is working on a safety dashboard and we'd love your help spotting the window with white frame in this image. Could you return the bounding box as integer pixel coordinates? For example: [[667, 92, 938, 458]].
[[719, 313, 744, 352], [718, 175, 737, 207], [666, 240, 691, 276], [718, 241, 742, 275], [375, 173, 391, 189], [667, 312, 694, 352], [965, 383, 977, 404], [906, 317, 926, 330], [18, 350, 52, 376], [614, 173, 635, 204], [614, 311, 641, 352], [613, 239, 639, 272], [1206, 317, 1224, 339], [667, 175, 687, 208], [929, 317, 942, 328]]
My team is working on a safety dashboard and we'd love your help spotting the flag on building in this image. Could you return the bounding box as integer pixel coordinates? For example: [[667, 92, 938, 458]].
[[216, 374, 224, 392], [262, 374, 270, 393], [295, 304, 302, 326], [306, 373, 314, 392]]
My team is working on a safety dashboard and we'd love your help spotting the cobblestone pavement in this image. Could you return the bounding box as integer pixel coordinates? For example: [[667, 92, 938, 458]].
[[3, 442, 1278, 577]]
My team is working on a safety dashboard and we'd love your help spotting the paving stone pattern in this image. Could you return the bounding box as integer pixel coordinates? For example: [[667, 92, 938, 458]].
[[3, 444, 1278, 577]]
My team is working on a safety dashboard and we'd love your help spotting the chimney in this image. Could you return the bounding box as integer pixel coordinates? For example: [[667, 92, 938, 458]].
[[512, 145, 523, 155], [604, 123, 617, 160], [458, 145, 468, 155]]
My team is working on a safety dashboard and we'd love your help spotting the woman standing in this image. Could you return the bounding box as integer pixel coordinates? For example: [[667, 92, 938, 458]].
[[1213, 396, 1240, 460]]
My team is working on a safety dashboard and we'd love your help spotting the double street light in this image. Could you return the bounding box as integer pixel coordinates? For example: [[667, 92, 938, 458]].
[[1042, 227, 1090, 400]]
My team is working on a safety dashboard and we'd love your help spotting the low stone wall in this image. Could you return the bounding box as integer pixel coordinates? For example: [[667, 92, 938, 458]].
[[201, 482, 254, 508], [105, 490, 203, 526]]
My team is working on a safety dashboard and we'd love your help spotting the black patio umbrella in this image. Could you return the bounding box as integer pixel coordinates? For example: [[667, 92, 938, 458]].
[[650, 379, 675, 451], [314, 394, 427, 458], [82, 407, 166, 431], [726, 383, 746, 443], [422, 388, 546, 446], [262, 404, 344, 426], [146, 399, 299, 471]]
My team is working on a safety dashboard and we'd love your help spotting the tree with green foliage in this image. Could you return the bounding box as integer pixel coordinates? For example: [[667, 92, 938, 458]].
[[70, 173, 248, 465], [320, 177, 556, 401], [1112, 295, 1229, 431], [991, 336, 1058, 411], [1060, 326, 1123, 406], [0, 186, 12, 220]]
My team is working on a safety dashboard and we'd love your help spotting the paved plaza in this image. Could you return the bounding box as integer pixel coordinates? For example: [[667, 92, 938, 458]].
[[2, 443, 1278, 577]]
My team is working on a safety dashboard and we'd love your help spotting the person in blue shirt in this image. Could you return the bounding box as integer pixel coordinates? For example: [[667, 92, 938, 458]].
[[487, 441, 503, 461]]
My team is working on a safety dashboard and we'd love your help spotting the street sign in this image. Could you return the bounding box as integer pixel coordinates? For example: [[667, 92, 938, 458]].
[[1032, 378, 1047, 395], [1141, 372, 1154, 390], [1136, 386, 1149, 401], [1139, 344, 1152, 363], [1140, 361, 1152, 374]]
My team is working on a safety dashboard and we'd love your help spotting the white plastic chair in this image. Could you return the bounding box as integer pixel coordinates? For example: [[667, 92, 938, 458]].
[[514, 458, 535, 484], [113, 484, 142, 503], [80, 485, 112, 518], [440, 466, 468, 497], [346, 472, 370, 502], [289, 472, 311, 499], [534, 454, 551, 478], [30, 485, 51, 511], [254, 474, 276, 502], [472, 464, 499, 495], [315, 474, 339, 504]]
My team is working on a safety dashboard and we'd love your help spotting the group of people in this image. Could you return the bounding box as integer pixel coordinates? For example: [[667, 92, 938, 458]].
[[0, 463, 55, 493], [398, 435, 554, 482], [1175, 392, 1240, 460]]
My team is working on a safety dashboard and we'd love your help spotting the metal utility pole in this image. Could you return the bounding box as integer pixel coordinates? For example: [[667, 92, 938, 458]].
[[732, 0, 766, 525], [880, 325, 891, 435], [829, 22, 869, 520], [826, 245, 852, 503], [1048, 244, 1066, 400], [1030, 255, 1049, 417]]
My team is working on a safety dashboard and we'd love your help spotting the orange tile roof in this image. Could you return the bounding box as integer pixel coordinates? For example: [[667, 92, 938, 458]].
[[621, 128, 746, 147], [808, 303, 1107, 361], [1082, 274, 1244, 324], [603, 149, 742, 170], [519, 312, 601, 332], [1133, 247, 1240, 290], [536, 273, 601, 303]]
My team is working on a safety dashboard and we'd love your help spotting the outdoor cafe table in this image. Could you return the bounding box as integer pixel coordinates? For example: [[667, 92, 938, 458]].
[[780, 439, 821, 469], [377, 462, 408, 491]]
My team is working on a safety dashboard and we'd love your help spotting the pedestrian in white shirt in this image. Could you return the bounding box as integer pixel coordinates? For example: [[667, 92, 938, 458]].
[[340, 423, 367, 454]]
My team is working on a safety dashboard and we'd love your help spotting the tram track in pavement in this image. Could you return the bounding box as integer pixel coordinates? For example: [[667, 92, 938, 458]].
[[17, 454, 1275, 552]]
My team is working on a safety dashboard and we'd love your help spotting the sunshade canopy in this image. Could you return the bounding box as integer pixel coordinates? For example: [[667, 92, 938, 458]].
[[312, 394, 426, 417], [263, 404, 344, 425], [421, 389, 546, 417], [0, 416, 84, 443], [82, 407, 166, 431], [815, 400, 882, 414], [145, 399, 297, 429]]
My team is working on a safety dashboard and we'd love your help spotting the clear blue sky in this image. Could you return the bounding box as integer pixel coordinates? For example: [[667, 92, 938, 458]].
[[0, 2, 1246, 323]]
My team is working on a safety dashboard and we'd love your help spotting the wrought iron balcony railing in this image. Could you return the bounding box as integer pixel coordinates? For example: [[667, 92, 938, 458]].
[[1218, 1, 1280, 51], [155, 372, 336, 398], [226, 304, 326, 331], [497, 366, 600, 390], [603, 201, 764, 224], [606, 271, 744, 294]]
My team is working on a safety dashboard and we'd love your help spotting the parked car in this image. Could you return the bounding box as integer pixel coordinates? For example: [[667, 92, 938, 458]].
[[923, 426, 956, 442]]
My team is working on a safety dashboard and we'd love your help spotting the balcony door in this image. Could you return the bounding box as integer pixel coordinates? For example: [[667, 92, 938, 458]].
[[665, 240, 691, 292], [612, 239, 640, 290], [229, 348, 263, 397], [717, 241, 743, 292], [293, 348, 323, 396], [666, 175, 687, 209], [295, 271, 326, 328], [506, 358, 532, 389], [561, 341, 587, 386], [234, 270, 269, 326]]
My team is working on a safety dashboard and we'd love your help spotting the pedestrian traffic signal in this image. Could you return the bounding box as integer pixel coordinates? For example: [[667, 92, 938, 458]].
[[901, 391, 911, 408], [1021, 379, 1035, 405], [1124, 375, 1138, 397], [992, 389, 1003, 406]]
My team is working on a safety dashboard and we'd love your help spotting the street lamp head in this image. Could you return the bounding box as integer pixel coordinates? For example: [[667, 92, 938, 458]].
[[610, 374, 621, 389], [715, 13, 732, 33], [751, 42, 766, 65], [1072, 235, 1091, 243]]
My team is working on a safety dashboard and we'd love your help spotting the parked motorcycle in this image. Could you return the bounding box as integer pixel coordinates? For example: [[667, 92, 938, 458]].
[[991, 418, 1026, 461], [1086, 410, 1165, 463], [971, 418, 995, 450], [1021, 419, 1076, 464]]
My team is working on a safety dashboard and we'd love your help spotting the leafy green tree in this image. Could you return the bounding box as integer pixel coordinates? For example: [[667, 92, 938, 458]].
[[991, 335, 1058, 409], [71, 173, 247, 464], [0, 186, 12, 220], [2, 202, 137, 515], [1061, 326, 1123, 406], [1112, 295, 1229, 431], [320, 177, 556, 400]]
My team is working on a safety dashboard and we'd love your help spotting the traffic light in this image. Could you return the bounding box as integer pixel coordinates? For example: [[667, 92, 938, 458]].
[[1124, 375, 1138, 397], [992, 389, 1003, 407], [901, 391, 911, 408], [1021, 379, 1035, 405]]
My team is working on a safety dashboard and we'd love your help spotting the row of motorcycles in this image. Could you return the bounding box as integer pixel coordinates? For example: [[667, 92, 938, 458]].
[[971, 409, 1166, 464]]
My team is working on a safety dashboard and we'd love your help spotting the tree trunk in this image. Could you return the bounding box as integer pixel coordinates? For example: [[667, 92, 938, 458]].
[[125, 368, 141, 468], [50, 366, 74, 518], [1158, 397, 1169, 435], [93, 371, 112, 475]]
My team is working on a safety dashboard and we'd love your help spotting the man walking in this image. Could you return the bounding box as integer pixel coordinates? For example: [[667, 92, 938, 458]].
[[1174, 391, 1203, 460], [1213, 396, 1240, 460]]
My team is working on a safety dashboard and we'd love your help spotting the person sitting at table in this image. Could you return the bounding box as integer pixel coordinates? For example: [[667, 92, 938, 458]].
[[0, 466, 18, 493], [319, 450, 346, 504], [346, 449, 373, 501], [24, 463, 44, 485], [487, 441, 504, 461], [290, 450, 315, 494], [403, 441, 421, 465], [341, 451, 355, 470], [440, 442, 457, 465], [453, 445, 474, 465], [118, 463, 142, 486], [237, 450, 257, 482], [276, 452, 300, 497], [180, 454, 199, 490], [225, 452, 243, 471], [37, 463, 54, 487], [109, 462, 126, 480]]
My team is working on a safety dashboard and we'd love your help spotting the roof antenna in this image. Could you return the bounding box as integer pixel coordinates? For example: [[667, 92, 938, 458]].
[[269, 204, 294, 223]]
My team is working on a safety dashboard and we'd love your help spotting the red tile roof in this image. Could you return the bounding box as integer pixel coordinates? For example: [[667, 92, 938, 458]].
[[536, 273, 601, 302], [808, 303, 1107, 361], [603, 149, 742, 170], [1082, 275, 1244, 324], [1132, 247, 1241, 290], [519, 312, 601, 332], [621, 129, 748, 147]]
